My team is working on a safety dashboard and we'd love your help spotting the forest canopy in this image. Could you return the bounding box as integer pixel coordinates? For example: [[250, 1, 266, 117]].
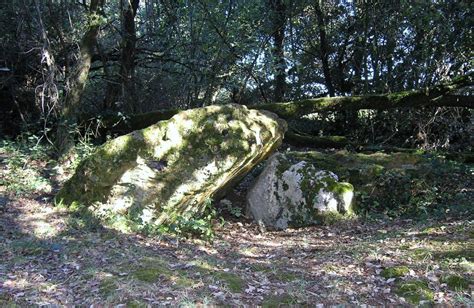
[[0, 0, 472, 153]]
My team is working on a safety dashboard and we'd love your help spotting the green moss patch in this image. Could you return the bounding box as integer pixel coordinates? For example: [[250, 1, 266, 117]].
[[10, 239, 47, 256], [249, 263, 272, 273], [381, 266, 410, 279], [133, 267, 164, 283], [272, 270, 301, 282], [412, 248, 432, 260], [132, 257, 196, 288], [441, 275, 471, 291], [214, 272, 245, 293], [395, 279, 434, 304]]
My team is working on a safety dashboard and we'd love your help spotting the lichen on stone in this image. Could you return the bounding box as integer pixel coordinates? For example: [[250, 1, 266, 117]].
[[246, 153, 355, 230], [56, 104, 287, 233]]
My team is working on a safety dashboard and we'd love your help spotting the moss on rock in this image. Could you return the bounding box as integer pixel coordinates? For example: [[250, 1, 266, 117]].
[[287, 150, 472, 218], [247, 153, 355, 230], [56, 104, 286, 233]]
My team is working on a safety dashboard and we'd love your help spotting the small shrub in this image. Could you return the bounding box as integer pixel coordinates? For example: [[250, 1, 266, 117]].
[[160, 198, 218, 241], [0, 136, 53, 195]]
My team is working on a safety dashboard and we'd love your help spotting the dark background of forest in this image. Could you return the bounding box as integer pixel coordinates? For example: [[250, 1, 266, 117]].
[[0, 0, 472, 152]]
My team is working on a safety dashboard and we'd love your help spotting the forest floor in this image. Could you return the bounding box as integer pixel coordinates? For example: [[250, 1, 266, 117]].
[[0, 141, 473, 306]]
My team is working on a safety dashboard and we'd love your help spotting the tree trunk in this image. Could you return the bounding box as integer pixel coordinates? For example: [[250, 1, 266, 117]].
[[83, 73, 473, 134], [285, 132, 348, 148], [56, 0, 105, 155], [314, 1, 334, 97], [120, 0, 140, 113], [105, 0, 139, 112], [268, 0, 286, 102]]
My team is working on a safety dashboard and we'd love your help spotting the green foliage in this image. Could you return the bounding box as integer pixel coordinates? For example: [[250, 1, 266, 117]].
[[441, 275, 471, 291], [219, 200, 243, 218], [0, 135, 53, 195], [158, 198, 219, 241], [356, 157, 472, 220]]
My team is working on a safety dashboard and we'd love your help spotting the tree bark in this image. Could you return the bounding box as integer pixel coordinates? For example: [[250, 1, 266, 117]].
[[104, 0, 139, 112], [120, 0, 139, 113], [314, 1, 334, 97], [56, 0, 105, 155], [268, 0, 286, 102], [285, 132, 348, 148]]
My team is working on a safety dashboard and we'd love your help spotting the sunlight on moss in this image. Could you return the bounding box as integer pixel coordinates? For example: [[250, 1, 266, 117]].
[[31, 220, 58, 238], [239, 246, 260, 257], [395, 279, 434, 304], [381, 266, 410, 279], [133, 267, 164, 283], [192, 259, 218, 271], [132, 257, 198, 288]]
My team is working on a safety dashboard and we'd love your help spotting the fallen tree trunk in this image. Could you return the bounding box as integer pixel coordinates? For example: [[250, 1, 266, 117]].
[[256, 73, 473, 119], [257, 93, 472, 120], [285, 132, 348, 148], [84, 73, 473, 134]]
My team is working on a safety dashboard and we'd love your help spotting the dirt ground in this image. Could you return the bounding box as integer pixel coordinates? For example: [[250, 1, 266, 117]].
[[0, 192, 472, 306]]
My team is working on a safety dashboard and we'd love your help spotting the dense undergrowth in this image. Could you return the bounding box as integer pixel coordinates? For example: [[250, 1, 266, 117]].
[[292, 107, 472, 152]]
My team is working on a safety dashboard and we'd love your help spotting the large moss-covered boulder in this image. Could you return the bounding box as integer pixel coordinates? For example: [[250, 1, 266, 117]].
[[56, 104, 287, 231], [246, 153, 354, 230]]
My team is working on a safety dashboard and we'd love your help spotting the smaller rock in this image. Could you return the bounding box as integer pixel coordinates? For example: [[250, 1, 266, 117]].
[[246, 153, 354, 230]]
